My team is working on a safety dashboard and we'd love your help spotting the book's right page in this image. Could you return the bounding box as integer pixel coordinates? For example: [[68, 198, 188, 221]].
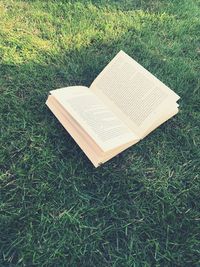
[[90, 51, 180, 138]]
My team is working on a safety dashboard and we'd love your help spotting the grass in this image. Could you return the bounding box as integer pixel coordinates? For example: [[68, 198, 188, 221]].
[[0, 0, 200, 266]]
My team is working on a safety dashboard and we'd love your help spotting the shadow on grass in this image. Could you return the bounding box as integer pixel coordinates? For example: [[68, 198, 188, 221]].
[[1, 3, 199, 266], [0, 35, 180, 171]]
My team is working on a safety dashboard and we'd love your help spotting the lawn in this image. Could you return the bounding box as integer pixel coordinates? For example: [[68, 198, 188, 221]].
[[0, 0, 200, 266]]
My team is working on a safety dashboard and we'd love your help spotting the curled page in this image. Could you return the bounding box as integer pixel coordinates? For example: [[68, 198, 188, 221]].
[[50, 86, 138, 151]]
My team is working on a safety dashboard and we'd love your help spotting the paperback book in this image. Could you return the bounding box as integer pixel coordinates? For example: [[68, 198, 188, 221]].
[[46, 51, 180, 167]]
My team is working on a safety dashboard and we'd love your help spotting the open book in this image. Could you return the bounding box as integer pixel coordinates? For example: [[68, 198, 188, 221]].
[[46, 51, 180, 167]]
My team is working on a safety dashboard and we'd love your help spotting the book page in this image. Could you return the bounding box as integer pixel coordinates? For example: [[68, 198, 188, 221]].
[[47, 95, 140, 167], [50, 86, 138, 152], [90, 51, 180, 137], [46, 95, 101, 167]]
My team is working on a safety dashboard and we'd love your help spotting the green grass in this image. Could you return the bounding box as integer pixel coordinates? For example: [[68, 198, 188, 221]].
[[0, 0, 200, 266]]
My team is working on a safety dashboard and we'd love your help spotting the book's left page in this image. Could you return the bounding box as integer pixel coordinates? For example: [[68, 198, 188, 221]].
[[50, 86, 138, 152], [46, 95, 139, 167]]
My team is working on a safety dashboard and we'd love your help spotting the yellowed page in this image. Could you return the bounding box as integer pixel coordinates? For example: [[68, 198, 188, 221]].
[[46, 95, 101, 167], [99, 138, 139, 165], [47, 95, 139, 167], [50, 86, 138, 152], [90, 50, 180, 137]]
